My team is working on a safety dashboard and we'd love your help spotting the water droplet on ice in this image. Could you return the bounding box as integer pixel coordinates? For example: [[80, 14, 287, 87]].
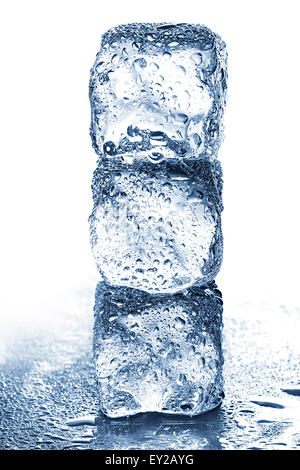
[[190, 52, 203, 65]]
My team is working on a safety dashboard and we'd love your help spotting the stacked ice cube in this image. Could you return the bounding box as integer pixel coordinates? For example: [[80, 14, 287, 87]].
[[89, 23, 227, 417]]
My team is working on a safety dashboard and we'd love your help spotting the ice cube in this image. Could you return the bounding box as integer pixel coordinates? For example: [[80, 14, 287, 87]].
[[89, 158, 223, 294], [89, 22, 227, 162], [93, 281, 224, 417]]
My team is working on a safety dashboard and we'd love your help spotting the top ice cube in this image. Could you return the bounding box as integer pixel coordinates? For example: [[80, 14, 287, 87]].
[[89, 23, 227, 162]]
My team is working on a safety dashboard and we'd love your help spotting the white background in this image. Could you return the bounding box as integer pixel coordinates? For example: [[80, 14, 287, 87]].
[[0, 0, 299, 331]]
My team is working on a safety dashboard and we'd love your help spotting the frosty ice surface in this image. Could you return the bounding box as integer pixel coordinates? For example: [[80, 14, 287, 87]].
[[90, 158, 223, 293], [89, 23, 227, 162], [89, 23, 227, 418], [88, 23, 227, 293], [93, 282, 224, 418]]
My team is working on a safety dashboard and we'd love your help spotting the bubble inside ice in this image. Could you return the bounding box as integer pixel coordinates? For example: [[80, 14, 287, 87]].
[[93, 282, 224, 418]]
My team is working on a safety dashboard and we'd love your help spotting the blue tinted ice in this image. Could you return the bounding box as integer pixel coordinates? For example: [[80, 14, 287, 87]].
[[89, 158, 223, 293], [89, 23, 227, 162], [93, 282, 224, 418], [89, 23, 227, 418], [89, 23, 226, 294]]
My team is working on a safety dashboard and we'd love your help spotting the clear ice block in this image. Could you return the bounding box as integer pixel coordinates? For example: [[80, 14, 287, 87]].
[[89, 22, 227, 162], [88, 22, 227, 294], [89, 23, 227, 419], [93, 282, 224, 418], [89, 158, 223, 294]]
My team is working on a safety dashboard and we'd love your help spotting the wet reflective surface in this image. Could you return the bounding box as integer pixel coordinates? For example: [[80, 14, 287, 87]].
[[0, 289, 299, 450]]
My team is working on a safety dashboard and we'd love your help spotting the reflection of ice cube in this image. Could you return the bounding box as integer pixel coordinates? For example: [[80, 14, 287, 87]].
[[93, 282, 224, 418], [89, 22, 227, 161], [89, 158, 223, 294]]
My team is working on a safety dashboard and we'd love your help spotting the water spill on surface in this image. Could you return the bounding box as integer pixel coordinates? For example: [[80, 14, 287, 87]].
[[250, 400, 285, 409], [0, 290, 299, 450], [281, 388, 300, 397], [66, 415, 98, 426]]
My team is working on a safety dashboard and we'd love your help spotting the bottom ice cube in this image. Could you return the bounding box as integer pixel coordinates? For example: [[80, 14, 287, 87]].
[[93, 282, 224, 418]]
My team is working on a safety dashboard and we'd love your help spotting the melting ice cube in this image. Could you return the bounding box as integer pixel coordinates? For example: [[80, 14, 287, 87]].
[[93, 282, 224, 417]]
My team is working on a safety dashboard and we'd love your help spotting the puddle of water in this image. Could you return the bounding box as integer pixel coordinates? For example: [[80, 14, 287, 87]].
[[250, 400, 285, 409], [281, 388, 300, 397], [66, 415, 98, 427], [0, 293, 299, 450]]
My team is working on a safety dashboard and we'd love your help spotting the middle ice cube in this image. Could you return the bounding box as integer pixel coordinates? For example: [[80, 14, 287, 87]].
[[89, 158, 223, 294]]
